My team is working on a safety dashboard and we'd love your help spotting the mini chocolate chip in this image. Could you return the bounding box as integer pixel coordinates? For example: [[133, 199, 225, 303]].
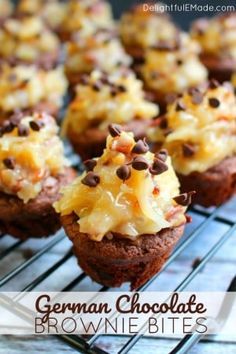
[[84, 159, 97, 171], [3, 157, 15, 169], [182, 143, 197, 157], [208, 97, 220, 108], [191, 91, 203, 105], [174, 191, 196, 206], [132, 156, 149, 171], [116, 165, 131, 181], [18, 124, 29, 137], [155, 149, 168, 162], [165, 92, 178, 105], [117, 85, 127, 93], [132, 139, 149, 154], [149, 158, 168, 175], [2, 121, 14, 134], [108, 124, 122, 137], [81, 172, 100, 187], [29, 120, 42, 131], [110, 87, 118, 97], [209, 79, 219, 89], [176, 101, 186, 111], [92, 81, 102, 92], [176, 59, 183, 66]]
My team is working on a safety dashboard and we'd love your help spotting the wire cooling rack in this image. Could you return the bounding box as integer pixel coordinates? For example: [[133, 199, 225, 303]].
[[0, 144, 235, 354]]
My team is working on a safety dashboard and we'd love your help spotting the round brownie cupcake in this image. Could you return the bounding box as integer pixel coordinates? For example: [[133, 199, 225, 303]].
[[0, 0, 13, 23], [0, 63, 68, 121], [191, 13, 236, 82], [0, 112, 76, 239], [148, 81, 236, 207], [139, 32, 208, 111], [54, 127, 190, 289], [65, 28, 132, 88], [58, 0, 114, 42], [17, 0, 67, 33], [120, 2, 179, 64], [63, 69, 159, 160], [0, 15, 61, 69]]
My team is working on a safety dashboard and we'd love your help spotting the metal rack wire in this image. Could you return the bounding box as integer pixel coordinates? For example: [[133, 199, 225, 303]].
[[0, 147, 235, 354]]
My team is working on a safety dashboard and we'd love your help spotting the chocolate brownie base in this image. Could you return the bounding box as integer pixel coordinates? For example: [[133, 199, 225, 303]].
[[61, 213, 185, 289], [0, 167, 76, 239], [68, 119, 151, 161], [178, 156, 236, 207], [200, 53, 235, 83]]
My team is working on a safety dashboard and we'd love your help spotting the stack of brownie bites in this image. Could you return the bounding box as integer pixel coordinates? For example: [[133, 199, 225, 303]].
[[0, 1, 235, 289]]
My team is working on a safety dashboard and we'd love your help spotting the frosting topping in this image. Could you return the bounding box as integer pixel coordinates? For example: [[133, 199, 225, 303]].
[[149, 82, 236, 174], [65, 29, 131, 75], [0, 15, 60, 63], [120, 3, 179, 50], [17, 0, 67, 30], [0, 64, 68, 115], [0, 112, 69, 203], [191, 13, 236, 60], [55, 129, 187, 241], [140, 32, 208, 95], [63, 70, 158, 134], [62, 0, 114, 37]]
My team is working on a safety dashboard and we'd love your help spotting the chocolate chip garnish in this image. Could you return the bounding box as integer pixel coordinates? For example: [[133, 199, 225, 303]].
[[81, 172, 100, 187], [132, 156, 149, 171], [176, 59, 183, 66], [174, 191, 196, 206], [3, 157, 15, 169], [108, 124, 122, 137], [155, 149, 168, 162], [2, 121, 14, 134], [149, 158, 168, 175], [208, 97, 220, 108], [116, 165, 131, 181], [176, 100, 186, 111], [117, 85, 127, 93], [29, 120, 42, 131], [182, 143, 197, 157], [18, 124, 29, 137], [84, 159, 97, 172], [209, 79, 219, 89], [92, 81, 102, 92], [165, 92, 178, 105], [191, 91, 203, 105], [132, 139, 149, 154]]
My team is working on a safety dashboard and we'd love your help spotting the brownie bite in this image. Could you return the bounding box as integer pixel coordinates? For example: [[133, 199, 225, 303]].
[[191, 13, 236, 82], [0, 15, 61, 69], [0, 0, 13, 22], [54, 127, 190, 289], [65, 28, 132, 88], [17, 0, 67, 33], [140, 32, 208, 111], [0, 112, 76, 239], [149, 81, 236, 207], [120, 2, 179, 63], [0, 63, 68, 121], [63, 69, 159, 159], [58, 0, 114, 42]]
